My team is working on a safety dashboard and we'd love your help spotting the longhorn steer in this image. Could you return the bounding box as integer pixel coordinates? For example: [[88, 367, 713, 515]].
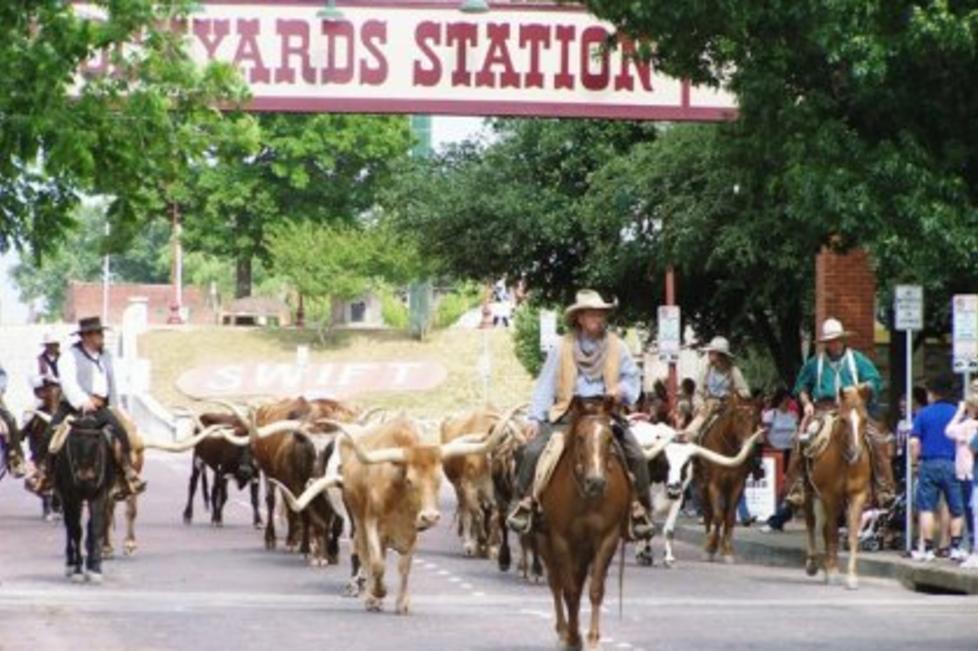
[[181, 412, 261, 528], [440, 409, 501, 559], [275, 406, 520, 613], [633, 421, 762, 567]]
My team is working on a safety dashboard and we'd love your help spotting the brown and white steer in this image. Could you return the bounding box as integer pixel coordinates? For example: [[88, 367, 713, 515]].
[[275, 406, 521, 613]]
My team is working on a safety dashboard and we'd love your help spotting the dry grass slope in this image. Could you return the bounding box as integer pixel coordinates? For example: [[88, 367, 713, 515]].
[[140, 326, 534, 418]]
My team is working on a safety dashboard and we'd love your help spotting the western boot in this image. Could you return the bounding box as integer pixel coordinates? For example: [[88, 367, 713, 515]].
[[25, 455, 53, 495], [506, 496, 535, 535], [627, 500, 654, 541]]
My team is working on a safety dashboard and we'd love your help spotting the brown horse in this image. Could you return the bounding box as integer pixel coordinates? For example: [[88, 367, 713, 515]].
[[536, 397, 630, 651], [22, 384, 62, 519], [803, 386, 873, 590], [696, 394, 763, 563]]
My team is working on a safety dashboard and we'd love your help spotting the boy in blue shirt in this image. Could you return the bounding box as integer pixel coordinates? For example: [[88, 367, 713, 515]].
[[911, 373, 966, 562]]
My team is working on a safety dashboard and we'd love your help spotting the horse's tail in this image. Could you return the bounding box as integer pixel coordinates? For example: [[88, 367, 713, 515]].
[[618, 535, 626, 620]]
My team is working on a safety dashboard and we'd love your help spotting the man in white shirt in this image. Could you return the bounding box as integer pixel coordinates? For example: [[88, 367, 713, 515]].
[[27, 317, 146, 498]]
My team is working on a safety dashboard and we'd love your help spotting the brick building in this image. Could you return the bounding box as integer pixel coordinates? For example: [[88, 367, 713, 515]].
[[63, 282, 217, 326], [815, 247, 877, 358]]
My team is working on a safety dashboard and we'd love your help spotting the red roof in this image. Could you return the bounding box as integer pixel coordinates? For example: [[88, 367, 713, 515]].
[[63, 282, 217, 326]]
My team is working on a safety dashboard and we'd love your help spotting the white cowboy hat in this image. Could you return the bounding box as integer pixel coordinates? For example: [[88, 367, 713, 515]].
[[701, 336, 734, 358], [40, 331, 59, 346], [818, 318, 853, 343], [564, 289, 617, 325]]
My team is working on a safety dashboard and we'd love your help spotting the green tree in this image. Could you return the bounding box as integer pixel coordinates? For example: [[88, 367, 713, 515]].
[[0, 1, 251, 258], [11, 201, 170, 317], [183, 114, 413, 297]]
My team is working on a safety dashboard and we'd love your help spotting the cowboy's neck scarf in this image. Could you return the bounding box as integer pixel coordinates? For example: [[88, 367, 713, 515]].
[[574, 332, 609, 381]]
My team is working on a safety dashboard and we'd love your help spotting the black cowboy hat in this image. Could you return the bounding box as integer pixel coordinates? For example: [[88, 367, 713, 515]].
[[73, 316, 110, 336], [926, 372, 956, 397]]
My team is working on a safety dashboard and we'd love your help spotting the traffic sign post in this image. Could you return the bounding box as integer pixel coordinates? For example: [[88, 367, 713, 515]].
[[895, 285, 922, 556], [953, 295, 978, 393]]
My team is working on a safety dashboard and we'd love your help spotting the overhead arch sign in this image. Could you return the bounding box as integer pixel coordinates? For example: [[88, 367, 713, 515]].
[[78, 1, 737, 120]]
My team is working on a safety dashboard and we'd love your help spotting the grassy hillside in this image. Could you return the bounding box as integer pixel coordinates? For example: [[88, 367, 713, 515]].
[[139, 326, 534, 418]]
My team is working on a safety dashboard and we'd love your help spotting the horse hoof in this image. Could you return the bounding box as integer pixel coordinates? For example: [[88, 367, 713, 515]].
[[365, 595, 383, 612], [705, 552, 716, 563], [86, 571, 103, 585], [254, 521, 263, 530], [265, 539, 276, 551], [124, 542, 137, 557], [343, 580, 362, 598], [664, 557, 675, 568], [846, 575, 859, 591], [395, 597, 411, 615], [182, 514, 192, 526], [102, 547, 114, 560], [722, 554, 735, 565]]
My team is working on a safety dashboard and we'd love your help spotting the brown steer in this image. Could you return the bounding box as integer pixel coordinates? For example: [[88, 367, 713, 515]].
[[275, 406, 520, 613]]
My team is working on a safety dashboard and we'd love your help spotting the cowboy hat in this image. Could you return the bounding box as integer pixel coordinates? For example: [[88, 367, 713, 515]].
[[702, 336, 734, 358], [73, 316, 110, 336], [40, 331, 60, 347], [818, 318, 853, 343], [564, 289, 617, 325]]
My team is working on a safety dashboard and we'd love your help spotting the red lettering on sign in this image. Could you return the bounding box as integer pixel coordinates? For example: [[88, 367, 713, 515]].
[[360, 20, 388, 86], [475, 24, 519, 89], [554, 25, 575, 90], [580, 26, 610, 91], [233, 19, 270, 84], [413, 21, 442, 87], [322, 19, 355, 84], [193, 19, 230, 61], [614, 39, 653, 92], [519, 24, 551, 89], [446, 22, 478, 87], [275, 19, 316, 84]]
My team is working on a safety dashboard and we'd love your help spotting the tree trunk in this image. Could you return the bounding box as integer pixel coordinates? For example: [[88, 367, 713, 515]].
[[235, 255, 252, 299], [753, 301, 804, 390]]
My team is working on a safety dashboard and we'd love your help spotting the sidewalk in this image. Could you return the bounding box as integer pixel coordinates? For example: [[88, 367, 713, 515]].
[[671, 517, 978, 595]]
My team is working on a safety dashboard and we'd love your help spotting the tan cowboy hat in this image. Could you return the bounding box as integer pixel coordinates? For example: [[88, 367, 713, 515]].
[[702, 336, 734, 358], [40, 331, 59, 347], [564, 289, 617, 325], [818, 318, 853, 343]]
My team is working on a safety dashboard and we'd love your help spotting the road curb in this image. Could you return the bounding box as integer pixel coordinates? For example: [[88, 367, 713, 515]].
[[672, 523, 978, 595]]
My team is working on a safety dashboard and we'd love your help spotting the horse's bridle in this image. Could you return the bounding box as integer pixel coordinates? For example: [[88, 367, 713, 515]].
[[569, 413, 618, 500]]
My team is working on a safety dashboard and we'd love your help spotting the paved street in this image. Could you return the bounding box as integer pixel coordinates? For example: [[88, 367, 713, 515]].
[[2, 452, 977, 651]]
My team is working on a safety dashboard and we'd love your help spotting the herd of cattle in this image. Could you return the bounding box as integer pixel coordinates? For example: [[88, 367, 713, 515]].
[[8, 394, 764, 614]]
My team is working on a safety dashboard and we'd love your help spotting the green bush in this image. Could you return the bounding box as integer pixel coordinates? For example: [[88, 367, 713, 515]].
[[513, 304, 546, 377], [433, 284, 482, 329], [380, 287, 409, 329]]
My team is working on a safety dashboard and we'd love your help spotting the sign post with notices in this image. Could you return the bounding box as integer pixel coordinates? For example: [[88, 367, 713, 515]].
[[894, 285, 923, 555], [539, 310, 559, 352], [657, 306, 681, 362], [953, 295, 978, 382]]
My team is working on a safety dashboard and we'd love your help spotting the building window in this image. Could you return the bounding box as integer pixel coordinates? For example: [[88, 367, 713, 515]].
[[350, 301, 367, 323]]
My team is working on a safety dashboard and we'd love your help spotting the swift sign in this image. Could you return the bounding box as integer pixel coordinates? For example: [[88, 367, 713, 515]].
[[176, 360, 448, 399], [74, 1, 737, 120]]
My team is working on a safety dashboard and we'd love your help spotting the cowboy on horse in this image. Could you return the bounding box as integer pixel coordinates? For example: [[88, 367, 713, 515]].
[[0, 361, 26, 478], [26, 317, 147, 499], [506, 289, 654, 540], [785, 317, 895, 508], [682, 336, 752, 439]]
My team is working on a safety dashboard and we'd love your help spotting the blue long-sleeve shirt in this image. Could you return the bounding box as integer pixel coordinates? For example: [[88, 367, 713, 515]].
[[528, 336, 642, 423]]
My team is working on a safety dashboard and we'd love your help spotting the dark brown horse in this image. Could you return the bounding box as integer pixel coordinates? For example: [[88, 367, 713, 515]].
[[803, 386, 873, 590], [696, 394, 763, 563], [536, 397, 630, 651], [23, 384, 62, 519]]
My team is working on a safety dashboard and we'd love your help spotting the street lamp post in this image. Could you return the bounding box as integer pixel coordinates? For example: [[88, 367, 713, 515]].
[[167, 201, 184, 324]]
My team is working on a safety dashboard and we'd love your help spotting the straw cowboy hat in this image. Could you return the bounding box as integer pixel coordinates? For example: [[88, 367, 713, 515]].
[[818, 318, 853, 343], [564, 289, 617, 325], [40, 331, 59, 347], [701, 336, 734, 358]]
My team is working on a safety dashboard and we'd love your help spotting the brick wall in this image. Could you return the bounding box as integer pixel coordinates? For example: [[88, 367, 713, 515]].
[[815, 247, 877, 359], [64, 282, 217, 326]]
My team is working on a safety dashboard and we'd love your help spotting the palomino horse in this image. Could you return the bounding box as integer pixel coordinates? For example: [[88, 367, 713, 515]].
[[696, 394, 763, 563], [536, 397, 630, 651], [803, 385, 873, 590]]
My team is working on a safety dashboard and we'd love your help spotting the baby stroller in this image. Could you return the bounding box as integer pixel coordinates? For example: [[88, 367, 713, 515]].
[[844, 490, 907, 552]]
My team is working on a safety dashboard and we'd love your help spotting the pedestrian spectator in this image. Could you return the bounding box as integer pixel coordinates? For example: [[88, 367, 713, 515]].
[[763, 387, 799, 456], [674, 378, 696, 429], [945, 394, 978, 567], [911, 373, 967, 562]]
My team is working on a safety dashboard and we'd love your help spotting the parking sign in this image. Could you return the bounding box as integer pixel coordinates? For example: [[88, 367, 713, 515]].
[[953, 295, 978, 373]]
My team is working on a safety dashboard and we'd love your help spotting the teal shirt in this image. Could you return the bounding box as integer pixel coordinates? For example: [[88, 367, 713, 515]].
[[793, 348, 881, 405]]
